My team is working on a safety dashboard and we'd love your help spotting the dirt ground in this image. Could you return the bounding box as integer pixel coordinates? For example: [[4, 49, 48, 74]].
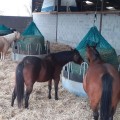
[[0, 42, 120, 120]]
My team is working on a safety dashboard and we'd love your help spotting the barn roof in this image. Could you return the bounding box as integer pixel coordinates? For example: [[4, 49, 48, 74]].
[[75, 0, 120, 11], [32, 0, 120, 12]]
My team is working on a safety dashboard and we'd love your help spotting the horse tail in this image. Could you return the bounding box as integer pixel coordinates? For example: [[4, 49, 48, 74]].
[[16, 61, 24, 108], [100, 73, 113, 120]]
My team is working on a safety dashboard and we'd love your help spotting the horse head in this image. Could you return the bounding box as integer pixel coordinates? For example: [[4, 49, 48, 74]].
[[12, 31, 21, 49], [73, 49, 83, 64], [14, 31, 21, 40], [86, 44, 101, 63]]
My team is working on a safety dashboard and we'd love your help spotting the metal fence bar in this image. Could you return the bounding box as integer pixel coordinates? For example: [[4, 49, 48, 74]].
[[62, 62, 88, 80]]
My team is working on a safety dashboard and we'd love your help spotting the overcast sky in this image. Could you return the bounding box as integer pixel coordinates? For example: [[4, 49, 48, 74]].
[[0, 0, 32, 16]]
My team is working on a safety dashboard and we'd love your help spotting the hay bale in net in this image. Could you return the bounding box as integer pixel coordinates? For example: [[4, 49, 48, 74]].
[[22, 22, 41, 36], [76, 26, 119, 70], [13, 22, 46, 55], [15, 35, 45, 54]]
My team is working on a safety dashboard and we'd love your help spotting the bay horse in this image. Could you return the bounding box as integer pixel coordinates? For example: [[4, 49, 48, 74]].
[[11, 49, 83, 108], [0, 31, 21, 60], [83, 45, 120, 120]]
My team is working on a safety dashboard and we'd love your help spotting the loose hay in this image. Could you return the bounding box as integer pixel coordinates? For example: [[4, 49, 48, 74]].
[[0, 42, 120, 120]]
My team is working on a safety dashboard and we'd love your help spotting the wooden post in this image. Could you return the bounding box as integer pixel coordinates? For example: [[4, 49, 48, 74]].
[[75, 0, 82, 11], [99, 0, 104, 33], [56, 0, 59, 42], [58, 0, 61, 11]]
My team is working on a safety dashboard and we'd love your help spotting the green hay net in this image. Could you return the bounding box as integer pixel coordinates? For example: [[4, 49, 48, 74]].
[[0, 24, 12, 35], [71, 26, 119, 74], [15, 22, 45, 54], [22, 22, 42, 36]]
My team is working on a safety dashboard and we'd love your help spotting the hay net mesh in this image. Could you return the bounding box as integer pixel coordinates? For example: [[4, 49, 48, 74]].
[[0, 24, 12, 35], [13, 22, 45, 55], [77, 26, 119, 69], [71, 26, 119, 75]]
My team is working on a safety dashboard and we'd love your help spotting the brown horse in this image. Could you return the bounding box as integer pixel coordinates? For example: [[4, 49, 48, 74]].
[[11, 49, 83, 108], [83, 45, 120, 120]]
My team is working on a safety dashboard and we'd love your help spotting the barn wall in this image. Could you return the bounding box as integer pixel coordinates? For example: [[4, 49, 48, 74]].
[[57, 14, 100, 47], [101, 14, 120, 54], [33, 13, 120, 54], [0, 16, 32, 33], [33, 13, 57, 42]]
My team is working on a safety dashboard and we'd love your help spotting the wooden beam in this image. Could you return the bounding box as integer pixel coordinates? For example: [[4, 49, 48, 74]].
[[33, 11, 120, 14]]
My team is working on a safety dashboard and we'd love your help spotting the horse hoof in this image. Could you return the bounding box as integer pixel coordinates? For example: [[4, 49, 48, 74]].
[[48, 96, 51, 99], [25, 106, 29, 109], [25, 105, 29, 109], [11, 102, 14, 107], [55, 97, 58, 100]]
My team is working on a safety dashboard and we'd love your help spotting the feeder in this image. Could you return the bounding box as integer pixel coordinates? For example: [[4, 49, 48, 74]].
[[12, 22, 50, 61], [61, 62, 88, 97]]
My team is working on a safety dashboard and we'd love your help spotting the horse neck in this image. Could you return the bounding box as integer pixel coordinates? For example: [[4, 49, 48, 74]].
[[52, 51, 74, 66], [89, 57, 103, 65], [3, 33, 16, 44]]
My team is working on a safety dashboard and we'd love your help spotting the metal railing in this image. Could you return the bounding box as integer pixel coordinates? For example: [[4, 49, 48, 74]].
[[61, 62, 88, 80], [12, 41, 50, 55]]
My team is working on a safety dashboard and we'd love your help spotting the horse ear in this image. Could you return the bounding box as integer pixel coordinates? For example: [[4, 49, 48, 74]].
[[86, 44, 90, 48], [93, 44, 97, 49], [70, 47, 74, 51]]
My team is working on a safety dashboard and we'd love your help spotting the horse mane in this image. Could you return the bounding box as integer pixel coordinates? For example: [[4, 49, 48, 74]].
[[87, 45, 102, 62], [2, 31, 20, 44], [73, 49, 79, 54], [49, 50, 75, 65], [93, 48, 102, 61]]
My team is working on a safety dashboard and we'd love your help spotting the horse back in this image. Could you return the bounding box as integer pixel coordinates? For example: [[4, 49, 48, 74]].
[[104, 63, 120, 104], [86, 63, 120, 86], [44, 54, 64, 80], [84, 63, 120, 106], [23, 56, 42, 83], [37, 59, 55, 82]]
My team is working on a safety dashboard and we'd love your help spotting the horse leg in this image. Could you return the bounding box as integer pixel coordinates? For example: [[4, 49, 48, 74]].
[[2, 46, 9, 60], [24, 85, 33, 108], [0, 52, 2, 60], [90, 100, 99, 120], [93, 109, 99, 120], [3, 53, 5, 60], [1, 52, 4, 61], [48, 80, 52, 99], [11, 87, 17, 106], [0, 52, 1, 60], [54, 79, 59, 100], [109, 108, 115, 120]]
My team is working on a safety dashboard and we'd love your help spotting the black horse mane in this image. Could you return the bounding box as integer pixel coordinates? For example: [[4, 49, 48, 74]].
[[90, 46, 102, 61], [50, 49, 78, 65]]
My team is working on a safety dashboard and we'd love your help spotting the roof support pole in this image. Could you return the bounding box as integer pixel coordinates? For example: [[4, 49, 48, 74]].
[[58, 0, 61, 9], [99, 0, 104, 33], [55, 0, 59, 42]]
